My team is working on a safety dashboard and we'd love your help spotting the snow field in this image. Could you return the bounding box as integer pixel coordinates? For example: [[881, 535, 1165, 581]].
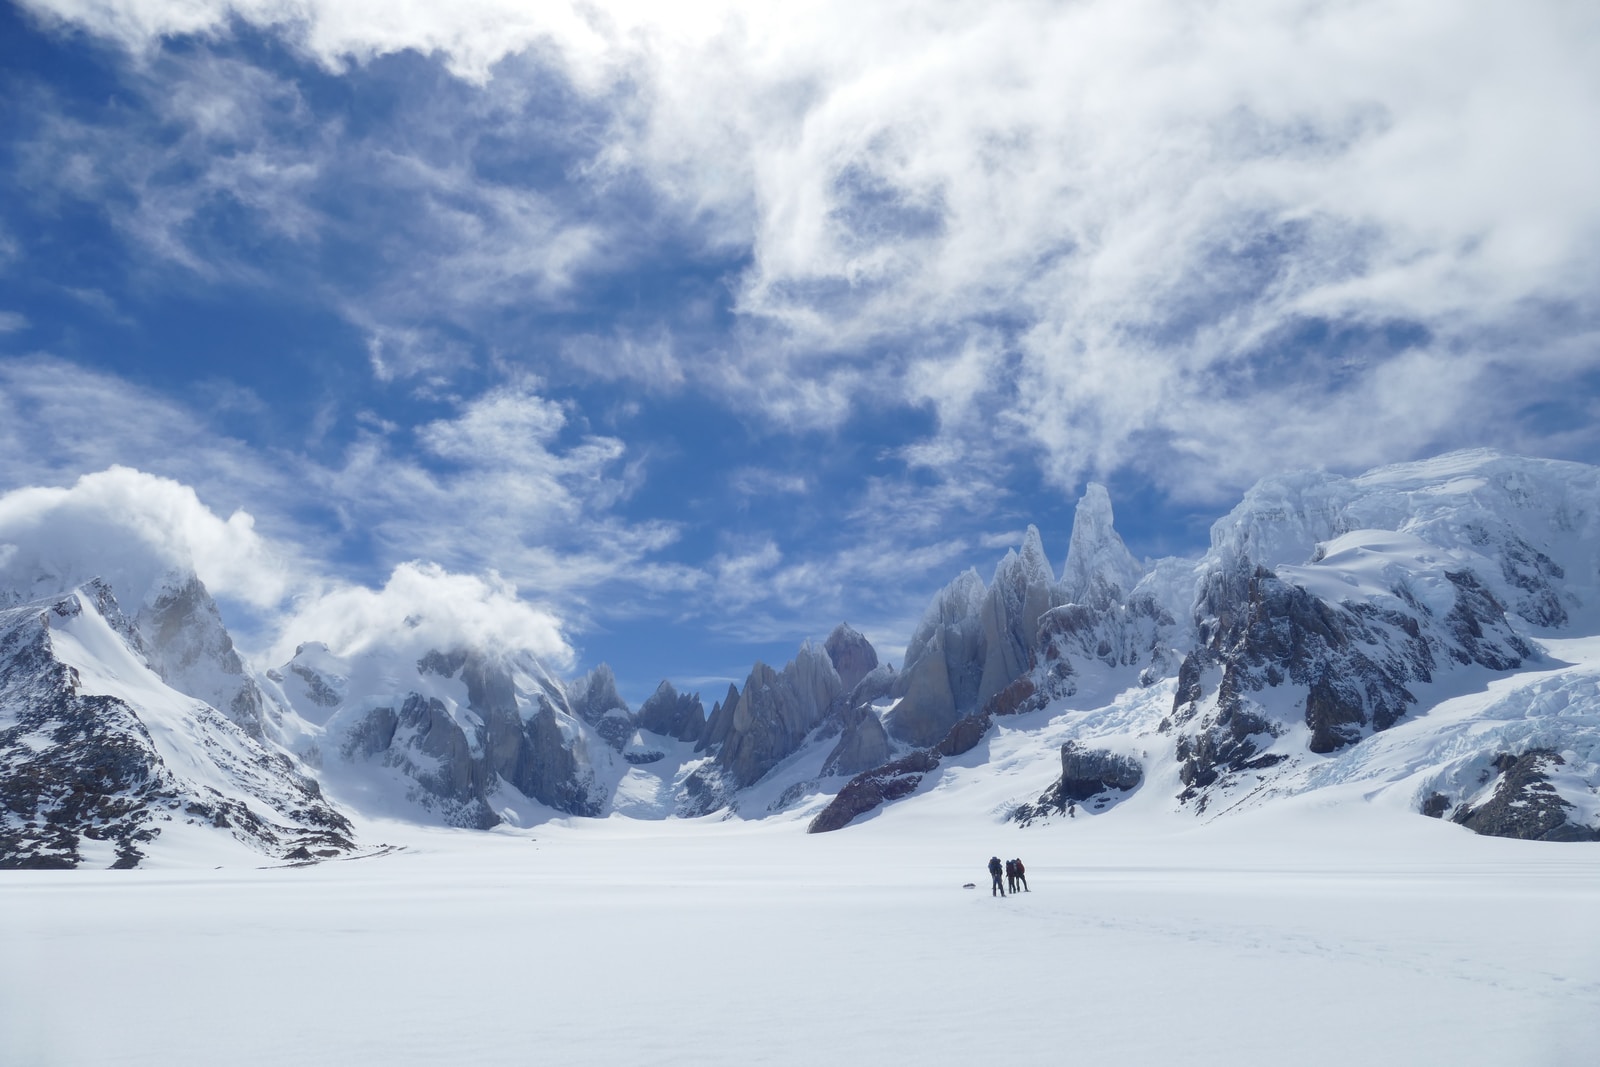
[[4, 807, 1597, 1067]]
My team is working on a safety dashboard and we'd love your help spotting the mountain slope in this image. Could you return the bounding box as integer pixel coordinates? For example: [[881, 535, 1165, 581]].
[[0, 583, 352, 867], [811, 451, 1600, 840]]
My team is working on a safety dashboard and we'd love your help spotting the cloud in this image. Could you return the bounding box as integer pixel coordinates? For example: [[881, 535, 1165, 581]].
[[11, 0, 1600, 665], [0, 464, 577, 671], [0, 355, 697, 644], [268, 560, 573, 668], [315, 384, 690, 598], [729, 466, 809, 499], [0, 466, 295, 609], [23, 0, 1581, 498], [0, 356, 296, 517]]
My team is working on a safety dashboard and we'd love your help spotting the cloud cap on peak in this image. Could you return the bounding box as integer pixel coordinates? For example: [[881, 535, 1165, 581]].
[[0, 466, 294, 610], [271, 561, 574, 670]]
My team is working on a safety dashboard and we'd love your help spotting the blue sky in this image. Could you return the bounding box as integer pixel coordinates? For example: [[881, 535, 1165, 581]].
[[2, 0, 1599, 705]]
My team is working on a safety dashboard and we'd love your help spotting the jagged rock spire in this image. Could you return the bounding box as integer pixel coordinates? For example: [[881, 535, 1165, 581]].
[[1061, 484, 1144, 609]]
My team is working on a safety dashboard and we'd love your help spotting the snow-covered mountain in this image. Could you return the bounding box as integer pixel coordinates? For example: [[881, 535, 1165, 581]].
[[0, 581, 351, 867], [813, 449, 1600, 840], [4, 449, 1599, 867]]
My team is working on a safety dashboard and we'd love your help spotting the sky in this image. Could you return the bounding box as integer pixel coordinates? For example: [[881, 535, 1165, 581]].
[[2, 0, 1599, 705]]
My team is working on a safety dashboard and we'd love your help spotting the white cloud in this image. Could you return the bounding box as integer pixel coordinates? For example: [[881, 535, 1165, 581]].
[[0, 356, 697, 650], [29, 1, 1600, 483], [0, 466, 294, 609], [269, 561, 573, 668], [11, 0, 1600, 662], [0, 356, 297, 515], [559, 330, 686, 391], [0, 465, 577, 670], [729, 466, 809, 499]]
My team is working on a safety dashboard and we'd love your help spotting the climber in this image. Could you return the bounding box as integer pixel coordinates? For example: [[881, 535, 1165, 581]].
[[988, 855, 1006, 897]]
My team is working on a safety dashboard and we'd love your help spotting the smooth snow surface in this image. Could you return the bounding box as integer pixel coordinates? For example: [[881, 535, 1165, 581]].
[[4, 807, 1598, 1066]]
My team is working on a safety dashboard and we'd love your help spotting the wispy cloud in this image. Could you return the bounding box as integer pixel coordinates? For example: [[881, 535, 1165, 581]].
[[22, 0, 1599, 496], [0, 356, 692, 649], [9, 0, 1600, 673]]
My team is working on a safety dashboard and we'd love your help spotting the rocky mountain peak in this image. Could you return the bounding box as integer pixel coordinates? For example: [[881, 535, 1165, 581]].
[[1061, 483, 1143, 609], [637, 680, 705, 742], [824, 622, 879, 692]]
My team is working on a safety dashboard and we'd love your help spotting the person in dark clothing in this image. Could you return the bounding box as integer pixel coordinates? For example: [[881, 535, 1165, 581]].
[[988, 855, 1006, 896], [1005, 858, 1018, 893], [1013, 858, 1029, 892]]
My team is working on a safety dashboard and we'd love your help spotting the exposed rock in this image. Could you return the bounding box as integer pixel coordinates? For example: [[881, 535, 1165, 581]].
[[975, 527, 1058, 708], [418, 649, 469, 677], [567, 664, 635, 751], [1, 592, 353, 868], [848, 663, 897, 707], [1452, 751, 1600, 842], [824, 623, 879, 693], [329, 649, 604, 824], [1058, 742, 1143, 800], [887, 570, 987, 746], [1038, 594, 1175, 673], [678, 762, 731, 818], [718, 645, 843, 787], [637, 681, 705, 742], [821, 706, 890, 778], [808, 749, 941, 833], [138, 574, 274, 739], [515, 701, 602, 817], [886, 625, 963, 747], [697, 683, 742, 753], [935, 711, 992, 758], [1173, 551, 1533, 798], [289, 662, 342, 708], [343, 706, 399, 760]]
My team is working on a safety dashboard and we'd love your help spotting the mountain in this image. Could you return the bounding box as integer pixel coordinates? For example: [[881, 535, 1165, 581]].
[[4, 448, 1599, 867], [266, 643, 633, 828], [814, 450, 1600, 840], [0, 581, 351, 867]]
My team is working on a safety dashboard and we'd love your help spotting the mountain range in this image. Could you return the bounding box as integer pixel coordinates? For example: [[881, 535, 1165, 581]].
[[4, 448, 1598, 867]]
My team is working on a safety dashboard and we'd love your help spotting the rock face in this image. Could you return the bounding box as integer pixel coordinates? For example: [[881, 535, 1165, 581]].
[[697, 683, 742, 753], [0, 588, 353, 868], [824, 624, 879, 693], [8, 449, 1600, 847], [886, 488, 1168, 748], [1450, 751, 1600, 842], [1058, 742, 1143, 800], [136, 574, 275, 740], [808, 750, 940, 834], [886, 570, 986, 746], [976, 526, 1060, 709], [1169, 540, 1535, 800], [293, 644, 607, 827], [568, 664, 635, 751], [637, 681, 705, 742], [675, 627, 893, 814], [821, 705, 891, 778], [717, 644, 844, 788]]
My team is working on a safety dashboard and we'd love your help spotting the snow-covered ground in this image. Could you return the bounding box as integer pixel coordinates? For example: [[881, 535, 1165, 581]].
[[4, 798, 1597, 1066]]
